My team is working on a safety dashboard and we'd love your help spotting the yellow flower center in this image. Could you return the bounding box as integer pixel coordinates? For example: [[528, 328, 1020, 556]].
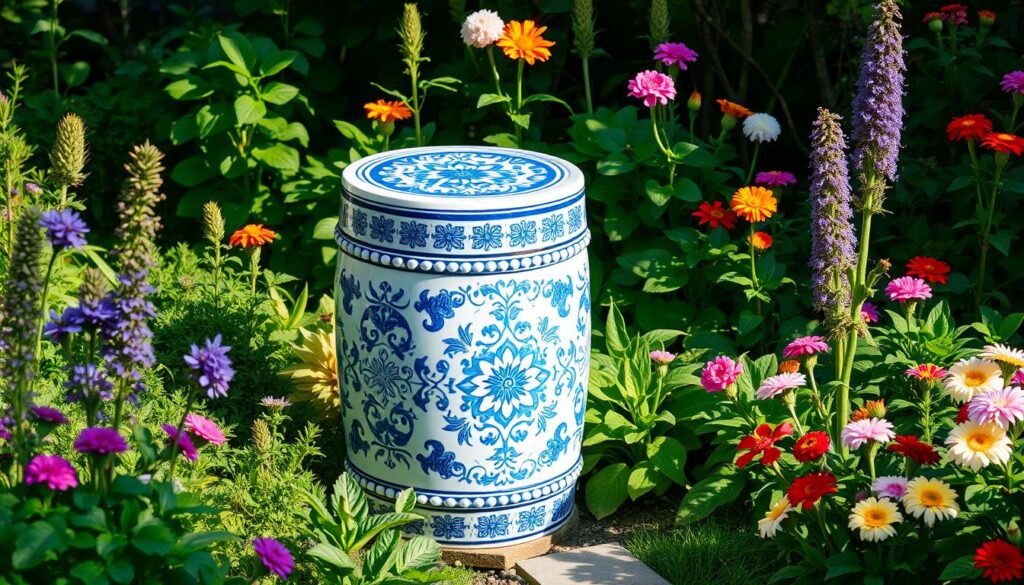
[[962, 120, 975, 127], [863, 508, 889, 528], [963, 370, 988, 387], [920, 489, 944, 507], [966, 431, 994, 451]]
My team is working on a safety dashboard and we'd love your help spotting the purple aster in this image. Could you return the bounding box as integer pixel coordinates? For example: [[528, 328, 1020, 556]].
[[260, 396, 291, 410], [253, 537, 295, 580], [755, 170, 797, 187], [24, 454, 78, 491], [184, 334, 234, 398], [1000, 71, 1024, 95], [861, 301, 880, 323], [654, 42, 699, 69], [850, 0, 905, 186], [39, 209, 90, 250], [24, 183, 41, 196], [79, 295, 116, 327], [162, 423, 198, 461], [30, 405, 68, 425], [967, 386, 1024, 428], [42, 307, 85, 342], [74, 427, 128, 454], [64, 363, 114, 403]]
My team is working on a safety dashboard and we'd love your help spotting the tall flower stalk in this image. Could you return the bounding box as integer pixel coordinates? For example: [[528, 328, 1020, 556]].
[[398, 3, 425, 146], [47, 113, 88, 209], [202, 201, 225, 306], [572, 0, 597, 115]]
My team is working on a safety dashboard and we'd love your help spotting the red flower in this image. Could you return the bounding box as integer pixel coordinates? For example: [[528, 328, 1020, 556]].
[[692, 201, 738, 230], [906, 256, 951, 285], [946, 114, 993, 142], [749, 231, 773, 251], [975, 539, 1024, 584], [940, 4, 968, 25], [735, 422, 794, 468], [978, 10, 997, 26], [792, 431, 830, 462], [786, 471, 837, 510], [956, 403, 971, 424], [922, 11, 941, 23], [887, 435, 941, 465], [981, 133, 1024, 156]]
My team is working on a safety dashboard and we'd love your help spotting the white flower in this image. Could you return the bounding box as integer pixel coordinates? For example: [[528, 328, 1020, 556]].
[[461, 9, 504, 48], [848, 497, 902, 542], [757, 496, 791, 538], [902, 477, 959, 527], [944, 421, 1012, 471], [979, 343, 1024, 368], [943, 357, 1003, 403], [742, 113, 781, 142]]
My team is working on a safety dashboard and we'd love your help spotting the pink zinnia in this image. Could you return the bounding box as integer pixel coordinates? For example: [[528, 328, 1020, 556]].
[[253, 537, 294, 580], [755, 372, 806, 399], [1013, 369, 1024, 386], [74, 427, 129, 455], [967, 386, 1024, 428], [754, 170, 797, 187], [905, 363, 947, 381], [184, 413, 226, 446], [162, 423, 198, 461], [871, 476, 908, 499], [31, 405, 69, 425], [653, 42, 698, 69], [649, 350, 676, 365], [1000, 71, 1024, 95], [885, 276, 931, 302], [861, 301, 880, 323], [841, 418, 895, 449], [782, 336, 829, 358], [24, 454, 78, 491], [701, 355, 742, 392], [627, 70, 676, 108]]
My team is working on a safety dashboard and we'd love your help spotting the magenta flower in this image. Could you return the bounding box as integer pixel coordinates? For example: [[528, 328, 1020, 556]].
[[1001, 71, 1024, 95], [24, 454, 78, 491], [754, 171, 797, 187], [861, 301, 880, 323], [871, 475, 908, 499], [253, 537, 294, 580], [905, 364, 947, 381], [841, 418, 895, 449], [162, 423, 198, 461], [885, 276, 931, 302], [654, 42, 698, 69], [1013, 369, 1024, 386], [627, 70, 676, 108], [782, 336, 829, 358], [30, 405, 68, 425], [184, 413, 226, 446], [967, 386, 1024, 429], [755, 372, 806, 400], [74, 427, 129, 455], [701, 355, 742, 393], [650, 350, 676, 365]]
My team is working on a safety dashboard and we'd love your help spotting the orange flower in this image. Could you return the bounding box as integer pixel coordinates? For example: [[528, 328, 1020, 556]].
[[778, 360, 800, 374], [730, 186, 777, 223], [716, 99, 753, 119], [364, 100, 413, 124], [749, 231, 773, 251], [981, 132, 1024, 156], [851, 407, 869, 422], [230, 224, 277, 248], [497, 20, 555, 65]]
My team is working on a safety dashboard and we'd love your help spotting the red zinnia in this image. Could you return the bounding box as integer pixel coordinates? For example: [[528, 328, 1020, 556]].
[[956, 403, 971, 424], [887, 435, 941, 465], [945, 114, 992, 142], [981, 133, 1024, 156], [792, 431, 830, 462], [975, 539, 1024, 584], [922, 11, 941, 23], [692, 201, 738, 230], [735, 422, 794, 468], [906, 256, 951, 285], [787, 471, 837, 510]]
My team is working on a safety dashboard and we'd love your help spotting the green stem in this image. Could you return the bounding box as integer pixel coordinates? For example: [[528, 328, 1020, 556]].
[[35, 252, 59, 357], [167, 389, 197, 480], [212, 244, 222, 310], [486, 46, 503, 97], [410, 60, 422, 146], [920, 381, 932, 443], [837, 206, 874, 457], [976, 164, 1005, 310], [967, 140, 983, 212], [581, 57, 593, 115], [248, 249, 259, 295], [514, 59, 524, 147], [748, 223, 760, 288], [744, 142, 761, 184]]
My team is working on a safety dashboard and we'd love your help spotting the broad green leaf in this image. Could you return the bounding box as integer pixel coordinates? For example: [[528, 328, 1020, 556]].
[[170, 156, 213, 187], [585, 463, 630, 519], [627, 462, 659, 501], [262, 81, 299, 105], [395, 536, 440, 571], [646, 436, 687, 486], [132, 521, 175, 556], [938, 555, 981, 580], [309, 543, 357, 571], [13, 519, 67, 569], [313, 217, 338, 240], [165, 76, 213, 100], [217, 33, 254, 74], [234, 95, 267, 125], [252, 143, 300, 171], [824, 551, 864, 580], [675, 467, 744, 526], [259, 50, 299, 76], [477, 93, 511, 108]]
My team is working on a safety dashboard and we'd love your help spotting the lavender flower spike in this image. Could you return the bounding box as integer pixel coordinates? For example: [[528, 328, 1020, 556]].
[[850, 0, 905, 208], [809, 108, 857, 334]]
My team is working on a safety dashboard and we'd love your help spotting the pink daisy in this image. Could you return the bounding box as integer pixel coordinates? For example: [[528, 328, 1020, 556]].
[[184, 413, 226, 446], [871, 476, 909, 499], [967, 386, 1024, 428], [701, 355, 743, 393], [162, 423, 198, 461], [1013, 370, 1024, 386], [1001, 71, 1024, 95], [885, 276, 931, 302], [783, 336, 829, 358], [841, 418, 895, 449], [755, 372, 807, 400], [861, 302, 880, 323], [905, 363, 948, 381], [754, 170, 797, 187], [649, 350, 676, 365], [627, 70, 676, 108], [653, 42, 699, 69]]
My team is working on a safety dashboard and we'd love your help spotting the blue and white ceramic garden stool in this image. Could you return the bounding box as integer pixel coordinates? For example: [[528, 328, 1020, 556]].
[[335, 146, 590, 549]]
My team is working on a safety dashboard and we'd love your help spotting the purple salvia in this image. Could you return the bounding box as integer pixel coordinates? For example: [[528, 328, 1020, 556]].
[[808, 108, 857, 333], [850, 0, 905, 201]]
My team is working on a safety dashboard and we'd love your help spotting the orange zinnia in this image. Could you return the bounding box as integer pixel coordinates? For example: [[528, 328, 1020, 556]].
[[364, 100, 413, 124], [230, 224, 277, 248], [716, 99, 753, 119], [730, 186, 777, 223], [496, 20, 555, 65], [778, 359, 800, 374], [749, 231, 773, 251]]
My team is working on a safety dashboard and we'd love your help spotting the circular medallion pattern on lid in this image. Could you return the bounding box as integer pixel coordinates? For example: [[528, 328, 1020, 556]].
[[357, 150, 565, 197]]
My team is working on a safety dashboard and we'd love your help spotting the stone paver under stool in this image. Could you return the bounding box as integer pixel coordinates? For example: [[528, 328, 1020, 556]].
[[515, 543, 670, 585]]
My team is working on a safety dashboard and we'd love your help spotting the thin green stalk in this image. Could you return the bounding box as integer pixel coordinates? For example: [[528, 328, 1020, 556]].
[[744, 142, 761, 184], [212, 244, 222, 309], [920, 381, 933, 443], [514, 59, 524, 147], [486, 46, 503, 97], [975, 164, 1005, 310], [837, 206, 874, 457], [410, 60, 422, 147], [35, 252, 59, 356], [748, 223, 760, 288], [581, 57, 593, 115], [967, 139, 983, 211]]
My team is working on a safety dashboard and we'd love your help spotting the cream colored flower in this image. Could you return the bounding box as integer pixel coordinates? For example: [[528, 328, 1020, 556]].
[[461, 9, 504, 48], [944, 421, 1012, 471], [943, 357, 1003, 403], [903, 477, 959, 527], [979, 343, 1024, 368], [280, 328, 339, 419], [848, 497, 902, 542], [757, 496, 792, 538]]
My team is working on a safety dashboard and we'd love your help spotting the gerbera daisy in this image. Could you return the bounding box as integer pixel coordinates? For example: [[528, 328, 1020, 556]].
[[1013, 369, 1024, 386], [749, 231, 773, 251], [755, 372, 806, 400], [229, 224, 277, 248], [905, 363, 947, 382], [848, 497, 902, 542], [716, 98, 752, 119], [755, 171, 797, 187], [905, 256, 951, 285], [861, 302, 880, 323], [885, 276, 932, 302], [363, 100, 412, 124], [735, 422, 794, 468], [649, 350, 676, 365], [782, 336, 829, 358], [282, 329, 339, 420], [184, 413, 226, 446], [981, 132, 1024, 156], [1000, 71, 1024, 95], [945, 114, 993, 142], [757, 496, 792, 539], [778, 359, 800, 374], [871, 476, 909, 499], [496, 20, 555, 65], [887, 435, 941, 465], [979, 343, 1024, 368], [944, 358, 1003, 403], [792, 430, 830, 462], [968, 387, 1024, 428], [787, 471, 837, 510], [903, 477, 959, 527], [922, 12, 941, 24], [692, 201, 737, 230], [945, 421, 1012, 471], [975, 539, 1024, 584], [841, 418, 895, 450], [730, 186, 777, 222]]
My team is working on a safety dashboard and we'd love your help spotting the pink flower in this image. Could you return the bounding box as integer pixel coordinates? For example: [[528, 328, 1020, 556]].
[[74, 427, 129, 455], [24, 454, 78, 491], [861, 301, 880, 323], [754, 170, 797, 187], [905, 363, 947, 381], [1013, 369, 1024, 386], [162, 423, 198, 461], [184, 413, 226, 446], [871, 476, 908, 499], [755, 372, 806, 399], [1002, 71, 1024, 95], [841, 418, 895, 449], [653, 42, 698, 69], [701, 355, 742, 392], [649, 350, 676, 365], [783, 336, 829, 358], [30, 405, 68, 425], [627, 70, 676, 108], [885, 276, 931, 302], [967, 386, 1024, 428]]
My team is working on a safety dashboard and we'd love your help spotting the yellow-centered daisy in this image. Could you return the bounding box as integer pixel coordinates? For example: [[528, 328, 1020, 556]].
[[848, 497, 902, 542], [944, 421, 1012, 471], [943, 358, 1003, 403], [903, 477, 959, 527], [757, 496, 792, 539], [979, 343, 1024, 368]]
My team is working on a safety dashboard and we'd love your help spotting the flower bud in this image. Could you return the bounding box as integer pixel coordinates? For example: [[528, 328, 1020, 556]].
[[572, 0, 596, 59], [1008, 521, 1021, 546], [48, 113, 88, 189], [720, 114, 738, 132], [687, 91, 701, 112], [865, 399, 886, 418], [927, 15, 943, 33], [648, 0, 669, 50], [202, 201, 225, 245], [978, 10, 996, 27]]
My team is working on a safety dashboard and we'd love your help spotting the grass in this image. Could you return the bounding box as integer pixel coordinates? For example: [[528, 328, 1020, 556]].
[[623, 509, 777, 585]]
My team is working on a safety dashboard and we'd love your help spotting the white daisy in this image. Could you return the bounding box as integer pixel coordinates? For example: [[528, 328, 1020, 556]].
[[979, 343, 1024, 368], [943, 357, 1003, 403], [944, 421, 1012, 471], [742, 113, 781, 142], [848, 497, 902, 542], [757, 496, 791, 538]]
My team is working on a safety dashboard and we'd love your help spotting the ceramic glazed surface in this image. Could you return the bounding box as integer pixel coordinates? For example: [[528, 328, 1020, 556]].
[[336, 146, 590, 548]]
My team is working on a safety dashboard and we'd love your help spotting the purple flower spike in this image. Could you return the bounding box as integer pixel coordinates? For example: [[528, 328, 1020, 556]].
[[39, 209, 90, 250]]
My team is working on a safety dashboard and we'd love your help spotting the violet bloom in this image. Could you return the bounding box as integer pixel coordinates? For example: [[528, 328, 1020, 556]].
[[885, 276, 931, 302], [42, 307, 85, 342], [783, 336, 829, 358], [1013, 369, 1024, 386], [701, 356, 742, 393], [841, 417, 896, 449], [260, 396, 291, 410], [627, 70, 676, 108], [30, 405, 68, 425], [64, 363, 114, 402], [654, 42, 698, 69], [650, 350, 676, 365], [24, 454, 78, 491], [755, 171, 797, 187], [967, 387, 1024, 428], [74, 427, 129, 454], [184, 334, 234, 398], [755, 372, 806, 400], [253, 537, 294, 580], [24, 183, 41, 196], [162, 423, 198, 461], [871, 475, 908, 499], [1000, 71, 1024, 95], [39, 209, 90, 250], [861, 301, 880, 323]]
